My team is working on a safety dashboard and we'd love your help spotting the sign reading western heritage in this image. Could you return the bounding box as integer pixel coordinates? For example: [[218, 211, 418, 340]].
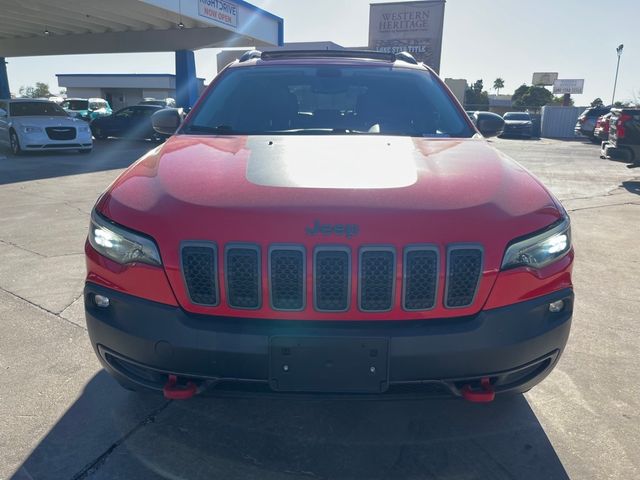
[[198, 0, 238, 28], [369, 1, 446, 73]]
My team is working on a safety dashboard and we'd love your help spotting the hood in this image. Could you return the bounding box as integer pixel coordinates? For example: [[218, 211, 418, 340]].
[[100, 134, 559, 232], [98, 134, 562, 318], [11, 115, 84, 127]]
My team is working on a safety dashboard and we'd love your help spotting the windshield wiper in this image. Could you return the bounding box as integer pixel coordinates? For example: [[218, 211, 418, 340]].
[[264, 128, 373, 135], [184, 124, 240, 134]]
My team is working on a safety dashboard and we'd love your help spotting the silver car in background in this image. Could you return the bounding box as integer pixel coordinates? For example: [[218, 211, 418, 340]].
[[0, 98, 93, 155]]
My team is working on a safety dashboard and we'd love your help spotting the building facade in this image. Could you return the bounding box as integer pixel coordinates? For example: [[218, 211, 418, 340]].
[[56, 73, 206, 110]]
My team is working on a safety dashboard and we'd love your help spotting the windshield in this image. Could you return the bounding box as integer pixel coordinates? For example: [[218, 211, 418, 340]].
[[62, 100, 89, 111], [10, 102, 68, 117], [504, 112, 531, 121], [184, 65, 473, 137]]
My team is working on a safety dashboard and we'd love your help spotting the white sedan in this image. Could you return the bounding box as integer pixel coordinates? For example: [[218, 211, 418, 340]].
[[0, 98, 93, 155]]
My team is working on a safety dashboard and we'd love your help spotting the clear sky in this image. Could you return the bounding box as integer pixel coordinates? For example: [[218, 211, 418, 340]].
[[6, 0, 639, 104]]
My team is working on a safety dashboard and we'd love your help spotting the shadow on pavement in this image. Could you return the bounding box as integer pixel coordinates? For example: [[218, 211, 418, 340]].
[[0, 139, 156, 186], [622, 180, 640, 195], [12, 371, 569, 480]]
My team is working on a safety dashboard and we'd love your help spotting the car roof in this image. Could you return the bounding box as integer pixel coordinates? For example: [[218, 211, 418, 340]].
[[226, 49, 430, 72], [4, 98, 55, 103]]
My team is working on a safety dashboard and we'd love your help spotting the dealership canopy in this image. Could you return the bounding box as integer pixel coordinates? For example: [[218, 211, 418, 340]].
[[0, 0, 283, 56], [0, 0, 283, 106]]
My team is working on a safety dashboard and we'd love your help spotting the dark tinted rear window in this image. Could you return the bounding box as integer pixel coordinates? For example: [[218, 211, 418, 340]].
[[185, 65, 473, 138]]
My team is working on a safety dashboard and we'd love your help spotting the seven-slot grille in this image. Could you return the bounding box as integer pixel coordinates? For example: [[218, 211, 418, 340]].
[[180, 243, 484, 313]]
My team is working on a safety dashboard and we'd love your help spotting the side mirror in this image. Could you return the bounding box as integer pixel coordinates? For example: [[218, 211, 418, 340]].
[[474, 111, 505, 138], [0, 108, 7, 117], [152, 108, 182, 136]]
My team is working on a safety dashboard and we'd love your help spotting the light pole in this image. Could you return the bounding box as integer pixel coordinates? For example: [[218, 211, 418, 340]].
[[611, 44, 624, 105]]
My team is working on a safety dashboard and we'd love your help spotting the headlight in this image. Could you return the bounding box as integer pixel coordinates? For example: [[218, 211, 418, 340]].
[[22, 126, 43, 134], [88, 210, 162, 266], [501, 217, 571, 270], [79, 126, 91, 133]]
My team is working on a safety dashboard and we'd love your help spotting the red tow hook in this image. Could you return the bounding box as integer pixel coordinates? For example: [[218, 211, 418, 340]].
[[461, 377, 495, 403], [163, 374, 198, 400]]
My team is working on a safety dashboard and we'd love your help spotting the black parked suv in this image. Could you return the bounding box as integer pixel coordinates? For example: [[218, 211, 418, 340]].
[[575, 106, 610, 142]]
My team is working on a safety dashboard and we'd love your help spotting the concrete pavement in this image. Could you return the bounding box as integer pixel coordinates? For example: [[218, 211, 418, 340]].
[[1, 137, 639, 479]]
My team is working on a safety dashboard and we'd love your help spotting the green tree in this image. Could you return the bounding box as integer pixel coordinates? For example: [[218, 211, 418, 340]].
[[590, 97, 604, 107], [18, 82, 51, 98], [464, 79, 490, 109], [550, 96, 574, 106], [511, 84, 554, 108], [493, 77, 505, 95]]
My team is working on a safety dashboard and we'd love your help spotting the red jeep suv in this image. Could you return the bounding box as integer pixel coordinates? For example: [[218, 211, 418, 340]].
[[85, 51, 573, 401]]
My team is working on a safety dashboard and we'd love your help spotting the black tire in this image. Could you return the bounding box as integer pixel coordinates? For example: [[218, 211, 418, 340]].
[[92, 126, 107, 140], [9, 129, 22, 156]]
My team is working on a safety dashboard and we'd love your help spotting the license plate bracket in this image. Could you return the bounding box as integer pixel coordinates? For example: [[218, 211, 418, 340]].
[[269, 336, 389, 393]]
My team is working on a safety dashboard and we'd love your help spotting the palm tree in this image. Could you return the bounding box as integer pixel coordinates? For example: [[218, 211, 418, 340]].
[[493, 78, 505, 96]]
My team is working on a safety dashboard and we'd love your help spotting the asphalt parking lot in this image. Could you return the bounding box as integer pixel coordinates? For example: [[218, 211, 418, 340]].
[[1, 137, 639, 480]]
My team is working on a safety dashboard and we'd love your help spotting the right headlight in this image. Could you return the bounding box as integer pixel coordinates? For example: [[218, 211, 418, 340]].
[[501, 216, 571, 270], [88, 210, 162, 266]]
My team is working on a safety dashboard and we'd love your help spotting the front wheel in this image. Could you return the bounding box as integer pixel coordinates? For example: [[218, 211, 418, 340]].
[[9, 130, 22, 156], [92, 126, 107, 140]]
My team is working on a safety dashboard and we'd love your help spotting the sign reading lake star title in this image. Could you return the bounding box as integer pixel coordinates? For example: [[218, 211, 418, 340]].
[[369, 1, 446, 73], [553, 79, 585, 95], [198, 0, 238, 28]]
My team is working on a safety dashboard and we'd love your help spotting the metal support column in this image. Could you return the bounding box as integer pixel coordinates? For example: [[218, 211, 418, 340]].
[[0, 58, 10, 99], [175, 50, 198, 109]]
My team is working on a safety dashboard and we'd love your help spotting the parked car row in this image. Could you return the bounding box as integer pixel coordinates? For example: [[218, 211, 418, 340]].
[[0, 96, 179, 155], [575, 106, 611, 142], [600, 107, 640, 165]]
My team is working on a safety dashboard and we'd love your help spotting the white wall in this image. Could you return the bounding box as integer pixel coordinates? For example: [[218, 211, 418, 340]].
[[65, 87, 102, 99]]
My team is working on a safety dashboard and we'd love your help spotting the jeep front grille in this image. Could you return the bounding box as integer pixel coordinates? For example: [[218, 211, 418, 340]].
[[180, 243, 484, 313], [445, 246, 483, 308], [314, 247, 351, 312], [403, 246, 438, 311], [359, 247, 395, 312], [181, 243, 218, 306], [225, 245, 261, 309], [269, 246, 306, 311]]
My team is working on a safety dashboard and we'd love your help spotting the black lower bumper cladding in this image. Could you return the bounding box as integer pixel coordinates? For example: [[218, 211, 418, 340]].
[[85, 283, 573, 399]]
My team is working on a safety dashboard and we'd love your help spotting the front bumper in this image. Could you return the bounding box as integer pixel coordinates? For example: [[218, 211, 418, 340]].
[[85, 283, 573, 397], [21, 130, 92, 151]]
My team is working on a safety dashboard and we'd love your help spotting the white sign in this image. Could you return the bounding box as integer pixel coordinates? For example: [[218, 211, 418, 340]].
[[532, 72, 558, 86], [198, 0, 238, 28], [553, 79, 584, 95], [369, 1, 446, 73]]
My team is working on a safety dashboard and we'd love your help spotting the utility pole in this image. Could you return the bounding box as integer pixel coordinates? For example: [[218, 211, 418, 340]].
[[611, 44, 624, 105]]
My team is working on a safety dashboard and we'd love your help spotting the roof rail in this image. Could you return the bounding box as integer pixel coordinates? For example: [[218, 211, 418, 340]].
[[238, 50, 262, 62], [394, 51, 418, 65], [258, 49, 419, 65]]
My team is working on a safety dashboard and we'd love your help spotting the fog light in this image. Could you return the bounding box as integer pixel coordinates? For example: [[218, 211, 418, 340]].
[[549, 300, 564, 313], [94, 294, 110, 308]]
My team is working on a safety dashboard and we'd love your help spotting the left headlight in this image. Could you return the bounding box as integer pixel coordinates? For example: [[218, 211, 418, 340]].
[[501, 216, 571, 270], [22, 126, 43, 134], [79, 125, 91, 133], [88, 210, 162, 266]]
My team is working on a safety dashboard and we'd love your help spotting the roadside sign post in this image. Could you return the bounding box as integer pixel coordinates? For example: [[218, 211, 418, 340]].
[[369, 1, 446, 73]]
